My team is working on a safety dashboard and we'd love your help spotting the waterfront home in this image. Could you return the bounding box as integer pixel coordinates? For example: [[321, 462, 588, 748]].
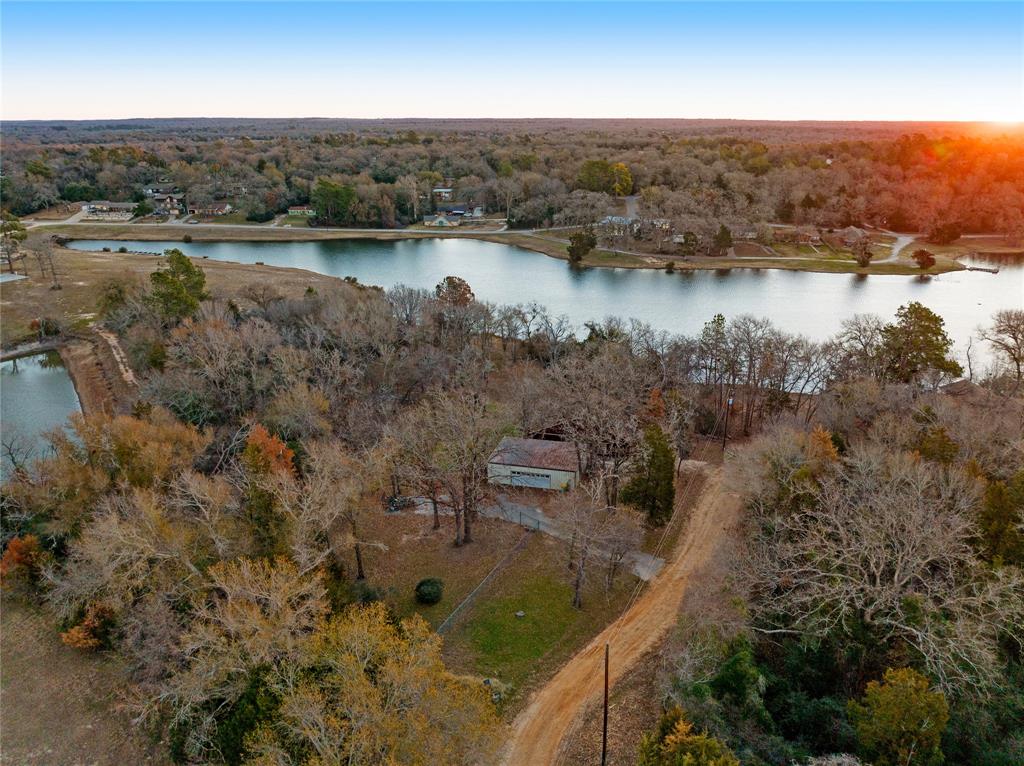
[[598, 215, 639, 238], [83, 201, 136, 221], [423, 213, 461, 227], [153, 193, 184, 214], [795, 225, 822, 244]]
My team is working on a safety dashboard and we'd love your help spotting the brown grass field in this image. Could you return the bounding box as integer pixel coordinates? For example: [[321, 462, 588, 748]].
[[0, 600, 168, 766], [0, 236, 356, 346]]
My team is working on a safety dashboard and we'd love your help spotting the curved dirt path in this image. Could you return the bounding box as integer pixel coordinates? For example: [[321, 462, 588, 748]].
[[502, 469, 741, 765]]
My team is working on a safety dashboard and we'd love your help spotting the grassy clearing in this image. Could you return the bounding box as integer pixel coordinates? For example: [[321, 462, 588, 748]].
[[205, 211, 259, 225], [904, 236, 1024, 259], [0, 598, 168, 765], [278, 215, 311, 228], [331, 499, 641, 715], [443, 532, 638, 713], [497, 232, 647, 268], [0, 238, 356, 346], [344, 509, 526, 629]]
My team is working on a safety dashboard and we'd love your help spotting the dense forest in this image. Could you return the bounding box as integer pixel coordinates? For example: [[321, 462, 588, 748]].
[[2, 119, 1023, 242], [2, 244, 1022, 764]]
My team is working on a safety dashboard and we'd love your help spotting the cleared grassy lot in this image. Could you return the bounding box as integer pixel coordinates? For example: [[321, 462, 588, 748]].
[[442, 532, 638, 713], [341, 508, 526, 628], [278, 215, 312, 228], [0, 599, 168, 766], [0, 238, 355, 345]]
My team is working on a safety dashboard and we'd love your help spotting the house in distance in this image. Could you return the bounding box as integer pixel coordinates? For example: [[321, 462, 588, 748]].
[[487, 437, 579, 490]]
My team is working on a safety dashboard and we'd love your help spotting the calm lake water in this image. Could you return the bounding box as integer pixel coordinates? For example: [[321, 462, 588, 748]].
[[1, 351, 81, 479], [69, 238, 1023, 363]]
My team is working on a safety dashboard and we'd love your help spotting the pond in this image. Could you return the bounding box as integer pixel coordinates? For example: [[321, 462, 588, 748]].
[[1, 351, 81, 479], [68, 238, 1023, 364]]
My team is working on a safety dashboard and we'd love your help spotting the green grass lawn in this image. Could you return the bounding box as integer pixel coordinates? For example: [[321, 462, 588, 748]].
[[443, 534, 637, 713], [279, 215, 311, 228], [466, 572, 579, 682]]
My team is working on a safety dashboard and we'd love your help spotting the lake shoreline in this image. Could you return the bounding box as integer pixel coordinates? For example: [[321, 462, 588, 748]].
[[42, 223, 964, 276]]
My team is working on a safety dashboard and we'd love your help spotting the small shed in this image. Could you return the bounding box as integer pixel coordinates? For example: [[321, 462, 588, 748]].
[[487, 437, 579, 490]]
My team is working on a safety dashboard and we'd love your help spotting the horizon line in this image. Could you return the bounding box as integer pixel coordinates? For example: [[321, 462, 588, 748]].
[[3, 115, 1019, 125]]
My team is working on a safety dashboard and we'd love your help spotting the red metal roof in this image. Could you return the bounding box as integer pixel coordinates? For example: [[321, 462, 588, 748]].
[[488, 437, 579, 473]]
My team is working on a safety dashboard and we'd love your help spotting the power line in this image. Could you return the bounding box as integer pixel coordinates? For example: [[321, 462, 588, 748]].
[[597, 394, 731, 760]]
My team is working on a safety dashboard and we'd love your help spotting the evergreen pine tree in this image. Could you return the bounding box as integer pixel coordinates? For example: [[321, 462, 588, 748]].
[[621, 425, 676, 524]]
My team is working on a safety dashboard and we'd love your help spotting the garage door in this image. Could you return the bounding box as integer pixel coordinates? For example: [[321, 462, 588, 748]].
[[510, 470, 551, 489]]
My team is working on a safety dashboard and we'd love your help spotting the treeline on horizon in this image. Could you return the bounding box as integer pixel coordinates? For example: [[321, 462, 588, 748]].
[[2, 119, 1022, 241]]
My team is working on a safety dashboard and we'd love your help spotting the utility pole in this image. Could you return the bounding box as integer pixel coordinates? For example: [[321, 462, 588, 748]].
[[601, 643, 610, 766], [722, 392, 734, 451]]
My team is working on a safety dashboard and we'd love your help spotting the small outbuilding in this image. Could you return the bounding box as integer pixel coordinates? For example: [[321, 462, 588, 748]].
[[487, 437, 579, 490]]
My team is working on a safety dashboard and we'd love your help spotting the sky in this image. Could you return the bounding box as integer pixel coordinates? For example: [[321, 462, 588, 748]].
[[1, 1, 1022, 122]]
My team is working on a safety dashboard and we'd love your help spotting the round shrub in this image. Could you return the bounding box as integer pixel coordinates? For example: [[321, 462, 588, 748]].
[[183, 234, 192, 243], [415, 578, 444, 605], [117, 246, 128, 253]]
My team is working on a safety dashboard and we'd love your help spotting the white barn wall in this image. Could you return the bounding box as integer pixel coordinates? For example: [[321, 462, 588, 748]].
[[487, 463, 577, 490]]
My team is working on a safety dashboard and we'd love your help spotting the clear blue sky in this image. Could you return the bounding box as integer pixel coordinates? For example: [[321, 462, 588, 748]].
[[2, 1, 1021, 121]]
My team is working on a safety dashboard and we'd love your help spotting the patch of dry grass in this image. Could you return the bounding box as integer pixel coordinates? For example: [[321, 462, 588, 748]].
[[0, 599, 168, 766], [349, 509, 526, 628], [0, 238, 356, 346]]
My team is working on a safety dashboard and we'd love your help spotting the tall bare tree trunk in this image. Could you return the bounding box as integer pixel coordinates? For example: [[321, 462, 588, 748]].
[[454, 508, 464, 546], [572, 551, 587, 609], [463, 505, 473, 544], [353, 542, 366, 581], [351, 518, 365, 580]]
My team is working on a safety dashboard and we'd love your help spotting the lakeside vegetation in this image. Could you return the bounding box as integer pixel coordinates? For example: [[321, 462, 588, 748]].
[[29, 222, 968, 275]]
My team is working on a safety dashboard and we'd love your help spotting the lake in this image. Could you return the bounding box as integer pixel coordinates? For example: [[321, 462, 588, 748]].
[[1, 351, 81, 479], [68, 238, 1023, 365]]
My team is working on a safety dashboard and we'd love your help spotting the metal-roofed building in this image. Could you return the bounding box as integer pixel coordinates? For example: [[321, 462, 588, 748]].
[[487, 437, 579, 490]]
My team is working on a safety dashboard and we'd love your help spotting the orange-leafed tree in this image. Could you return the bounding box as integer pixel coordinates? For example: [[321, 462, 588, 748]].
[[243, 424, 296, 478], [0, 534, 43, 588], [61, 602, 116, 651], [646, 387, 667, 422], [241, 424, 296, 558], [804, 425, 840, 470]]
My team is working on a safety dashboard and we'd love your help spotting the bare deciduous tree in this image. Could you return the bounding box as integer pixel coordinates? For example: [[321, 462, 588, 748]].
[[557, 472, 644, 608], [743, 444, 1024, 695], [979, 308, 1024, 391]]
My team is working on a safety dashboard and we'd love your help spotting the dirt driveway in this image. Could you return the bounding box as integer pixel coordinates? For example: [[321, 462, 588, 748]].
[[501, 469, 741, 765]]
